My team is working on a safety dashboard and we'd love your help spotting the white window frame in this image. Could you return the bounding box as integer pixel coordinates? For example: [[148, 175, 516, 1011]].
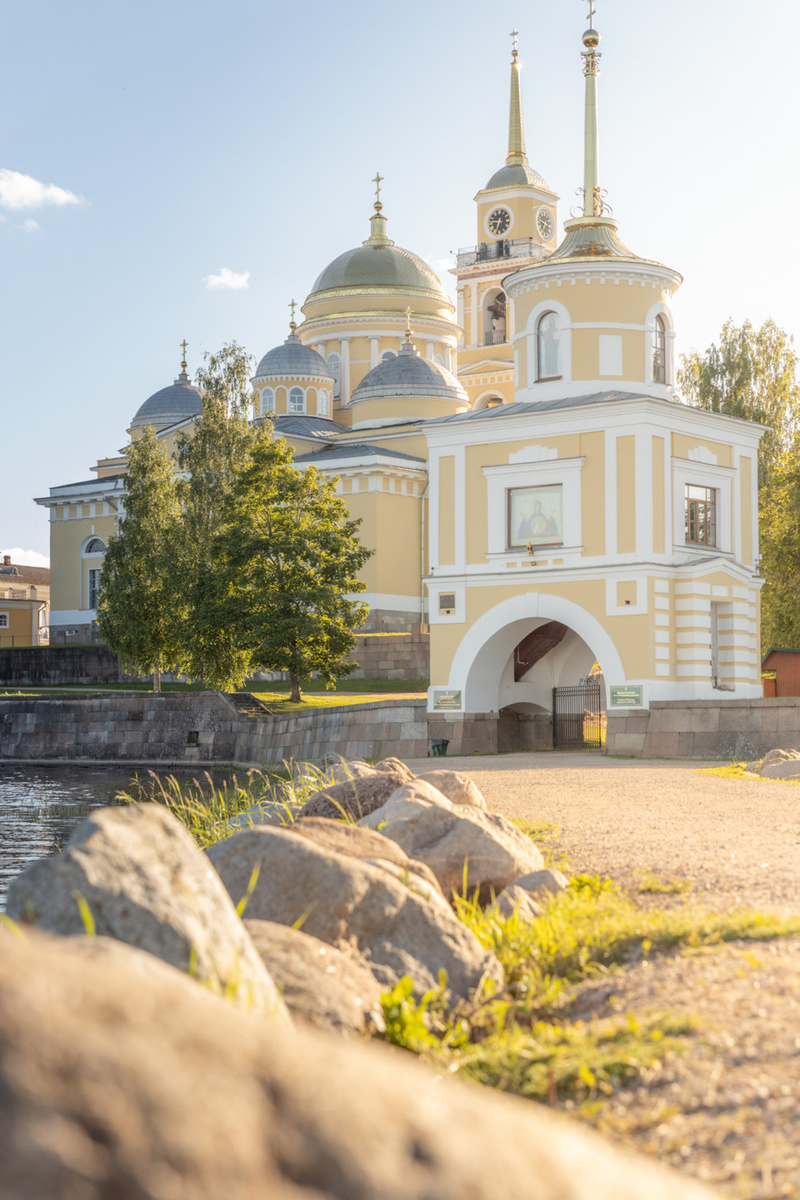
[[88, 568, 102, 610], [317, 388, 329, 417], [326, 354, 341, 400], [525, 299, 572, 388], [482, 456, 585, 561], [261, 387, 275, 415], [288, 387, 306, 414], [0, 613, 8, 628], [671, 458, 734, 555]]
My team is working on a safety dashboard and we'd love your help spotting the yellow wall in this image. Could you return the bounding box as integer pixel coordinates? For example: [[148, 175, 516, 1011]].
[[438, 457, 455, 565], [616, 436, 636, 554], [344, 489, 422, 599], [49, 514, 117, 611], [740, 455, 753, 567], [581, 430, 605, 555], [672, 433, 733, 467], [652, 436, 665, 554]]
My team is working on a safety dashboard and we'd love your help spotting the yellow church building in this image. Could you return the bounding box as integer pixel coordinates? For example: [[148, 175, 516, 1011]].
[[35, 13, 764, 751]]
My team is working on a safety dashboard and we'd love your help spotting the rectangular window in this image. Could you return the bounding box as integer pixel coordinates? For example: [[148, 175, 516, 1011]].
[[507, 484, 564, 550], [0, 613, 8, 628], [685, 484, 716, 546], [88, 568, 101, 610]]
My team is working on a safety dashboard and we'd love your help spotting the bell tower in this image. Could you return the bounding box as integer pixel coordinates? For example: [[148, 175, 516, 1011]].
[[453, 31, 559, 409]]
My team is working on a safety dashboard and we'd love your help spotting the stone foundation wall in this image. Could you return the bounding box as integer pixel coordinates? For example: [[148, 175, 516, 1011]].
[[346, 630, 429, 681], [606, 699, 800, 760], [0, 646, 128, 686], [0, 694, 429, 767]]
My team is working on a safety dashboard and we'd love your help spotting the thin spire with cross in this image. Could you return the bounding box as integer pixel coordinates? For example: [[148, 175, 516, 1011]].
[[373, 171, 383, 208], [180, 339, 188, 373], [405, 305, 413, 342], [510, 27, 519, 58], [289, 299, 297, 331], [584, 0, 596, 26]]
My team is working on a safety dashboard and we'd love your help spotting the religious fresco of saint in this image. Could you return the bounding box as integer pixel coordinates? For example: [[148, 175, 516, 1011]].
[[508, 484, 563, 548]]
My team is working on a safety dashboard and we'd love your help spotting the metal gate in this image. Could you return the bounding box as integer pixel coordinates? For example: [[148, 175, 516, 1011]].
[[552, 683, 604, 750]]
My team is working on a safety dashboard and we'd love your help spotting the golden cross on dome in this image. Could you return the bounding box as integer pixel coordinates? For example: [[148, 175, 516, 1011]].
[[180, 339, 188, 371], [289, 299, 297, 328], [405, 306, 413, 339], [584, 0, 596, 26], [510, 28, 519, 56], [373, 172, 383, 205]]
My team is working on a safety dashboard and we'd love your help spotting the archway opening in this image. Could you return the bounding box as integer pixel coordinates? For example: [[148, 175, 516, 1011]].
[[483, 289, 506, 346]]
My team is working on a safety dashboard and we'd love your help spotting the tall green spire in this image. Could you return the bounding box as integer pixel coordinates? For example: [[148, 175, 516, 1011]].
[[506, 29, 528, 168]]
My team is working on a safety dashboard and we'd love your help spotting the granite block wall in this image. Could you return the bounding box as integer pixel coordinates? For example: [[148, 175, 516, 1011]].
[[606, 699, 800, 760]]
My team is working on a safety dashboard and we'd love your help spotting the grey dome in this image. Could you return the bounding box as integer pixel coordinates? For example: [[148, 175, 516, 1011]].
[[484, 163, 550, 191], [352, 341, 468, 404], [254, 334, 334, 381], [130, 372, 203, 431], [309, 244, 449, 301]]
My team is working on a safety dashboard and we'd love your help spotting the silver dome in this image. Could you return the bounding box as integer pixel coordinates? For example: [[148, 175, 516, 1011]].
[[130, 372, 203, 431], [254, 335, 334, 381], [484, 163, 550, 191], [352, 341, 467, 404]]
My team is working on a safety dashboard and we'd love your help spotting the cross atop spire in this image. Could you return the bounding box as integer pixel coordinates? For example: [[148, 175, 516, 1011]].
[[510, 27, 519, 58], [506, 30, 528, 167], [289, 299, 297, 332], [373, 171, 383, 209], [180, 339, 188, 374], [584, 0, 596, 27]]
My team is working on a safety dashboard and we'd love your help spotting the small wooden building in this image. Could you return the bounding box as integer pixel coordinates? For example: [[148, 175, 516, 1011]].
[[761, 648, 800, 697]]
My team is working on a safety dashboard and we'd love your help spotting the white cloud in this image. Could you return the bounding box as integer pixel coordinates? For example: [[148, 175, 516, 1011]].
[[0, 169, 84, 211], [19, 219, 39, 233], [1, 547, 49, 567], [203, 267, 250, 291]]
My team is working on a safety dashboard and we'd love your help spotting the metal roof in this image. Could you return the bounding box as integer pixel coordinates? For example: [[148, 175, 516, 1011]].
[[484, 163, 550, 192], [130, 373, 203, 430], [426, 390, 664, 424], [293, 442, 425, 465], [309, 243, 449, 300], [352, 343, 467, 403], [254, 335, 334, 381]]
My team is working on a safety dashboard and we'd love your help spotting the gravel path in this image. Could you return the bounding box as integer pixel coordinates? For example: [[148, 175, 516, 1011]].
[[403, 752, 800, 1198], [407, 751, 800, 917]]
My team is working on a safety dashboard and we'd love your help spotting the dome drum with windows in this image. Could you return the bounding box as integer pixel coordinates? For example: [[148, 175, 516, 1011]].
[[252, 321, 335, 419]]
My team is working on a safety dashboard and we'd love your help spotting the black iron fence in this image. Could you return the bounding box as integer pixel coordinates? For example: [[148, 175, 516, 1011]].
[[552, 683, 604, 750]]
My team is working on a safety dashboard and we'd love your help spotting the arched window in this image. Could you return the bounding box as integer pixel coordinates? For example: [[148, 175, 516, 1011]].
[[653, 315, 667, 384], [536, 311, 562, 381], [261, 387, 275, 415], [317, 389, 330, 417], [84, 538, 106, 554], [484, 289, 507, 346], [381, 350, 396, 363], [289, 387, 305, 414], [326, 354, 341, 400]]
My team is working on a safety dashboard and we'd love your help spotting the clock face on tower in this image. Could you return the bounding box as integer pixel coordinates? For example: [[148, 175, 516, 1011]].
[[536, 207, 554, 240], [487, 207, 512, 237]]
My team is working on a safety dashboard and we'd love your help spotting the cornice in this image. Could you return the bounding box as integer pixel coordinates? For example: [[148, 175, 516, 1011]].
[[504, 256, 683, 297]]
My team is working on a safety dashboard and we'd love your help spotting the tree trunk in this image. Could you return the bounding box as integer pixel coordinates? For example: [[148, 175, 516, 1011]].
[[153, 656, 161, 694], [289, 672, 302, 703]]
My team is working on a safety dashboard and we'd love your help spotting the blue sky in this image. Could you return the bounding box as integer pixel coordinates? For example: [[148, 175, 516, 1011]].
[[2, 0, 795, 561]]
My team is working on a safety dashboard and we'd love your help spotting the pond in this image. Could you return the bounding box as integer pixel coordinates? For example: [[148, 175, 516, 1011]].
[[0, 764, 150, 911]]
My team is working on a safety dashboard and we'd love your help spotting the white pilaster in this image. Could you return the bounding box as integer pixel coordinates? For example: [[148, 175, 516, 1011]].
[[426, 340, 435, 361], [340, 338, 351, 404]]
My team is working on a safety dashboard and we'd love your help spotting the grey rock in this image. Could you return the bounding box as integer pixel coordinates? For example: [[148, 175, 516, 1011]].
[[207, 825, 503, 1000], [511, 868, 569, 900], [761, 758, 800, 780], [244, 918, 385, 1033], [362, 786, 545, 903], [415, 769, 488, 810], [6, 803, 288, 1019], [760, 748, 800, 769], [291, 815, 443, 894], [0, 929, 723, 1200], [297, 766, 412, 822], [492, 886, 543, 922]]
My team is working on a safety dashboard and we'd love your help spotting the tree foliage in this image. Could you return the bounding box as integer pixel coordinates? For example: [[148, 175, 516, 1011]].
[[213, 424, 371, 700], [175, 343, 258, 686], [759, 431, 800, 651], [96, 427, 185, 691], [677, 318, 800, 486]]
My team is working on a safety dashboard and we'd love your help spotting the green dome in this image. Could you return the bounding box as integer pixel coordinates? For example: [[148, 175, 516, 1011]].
[[484, 163, 550, 191], [309, 242, 448, 300]]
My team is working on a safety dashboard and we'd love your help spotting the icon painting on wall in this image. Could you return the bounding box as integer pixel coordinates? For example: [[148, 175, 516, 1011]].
[[508, 484, 563, 548]]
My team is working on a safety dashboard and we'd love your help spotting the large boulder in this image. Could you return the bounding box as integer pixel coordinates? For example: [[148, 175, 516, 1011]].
[[297, 763, 413, 822], [761, 758, 800, 780], [291, 815, 443, 893], [6, 803, 287, 1019], [362, 786, 545, 903], [492, 886, 543, 923], [244, 918, 385, 1034], [415, 769, 488, 811], [207, 825, 503, 1000], [0, 929, 721, 1200]]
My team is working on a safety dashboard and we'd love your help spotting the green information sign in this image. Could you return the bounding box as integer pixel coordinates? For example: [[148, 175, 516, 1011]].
[[433, 689, 462, 711], [609, 685, 644, 708]]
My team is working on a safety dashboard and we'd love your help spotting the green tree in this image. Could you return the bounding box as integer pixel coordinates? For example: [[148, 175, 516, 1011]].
[[677, 318, 800, 486], [175, 342, 259, 687], [759, 431, 800, 651], [96, 426, 185, 691], [214, 423, 372, 701]]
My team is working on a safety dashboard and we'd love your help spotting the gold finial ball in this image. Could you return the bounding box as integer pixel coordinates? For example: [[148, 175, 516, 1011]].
[[582, 27, 600, 49]]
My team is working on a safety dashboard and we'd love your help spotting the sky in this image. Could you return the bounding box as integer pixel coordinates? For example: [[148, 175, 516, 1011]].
[[1, 0, 796, 564]]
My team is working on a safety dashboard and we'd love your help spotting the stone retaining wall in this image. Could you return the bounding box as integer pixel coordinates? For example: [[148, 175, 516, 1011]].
[[0, 694, 429, 767], [0, 646, 127, 686], [345, 630, 429, 681], [606, 699, 800, 760]]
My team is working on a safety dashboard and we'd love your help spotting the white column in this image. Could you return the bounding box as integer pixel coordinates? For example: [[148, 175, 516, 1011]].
[[426, 340, 435, 361], [444, 345, 453, 371], [470, 285, 479, 349], [369, 336, 380, 369], [340, 338, 351, 404], [457, 288, 465, 348], [316, 341, 326, 357]]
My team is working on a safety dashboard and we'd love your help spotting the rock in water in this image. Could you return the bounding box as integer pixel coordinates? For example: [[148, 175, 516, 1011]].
[[415, 769, 488, 810], [362, 785, 545, 903], [244, 918, 385, 1033], [0, 929, 722, 1200], [6, 803, 287, 1019], [208, 825, 503, 1000]]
